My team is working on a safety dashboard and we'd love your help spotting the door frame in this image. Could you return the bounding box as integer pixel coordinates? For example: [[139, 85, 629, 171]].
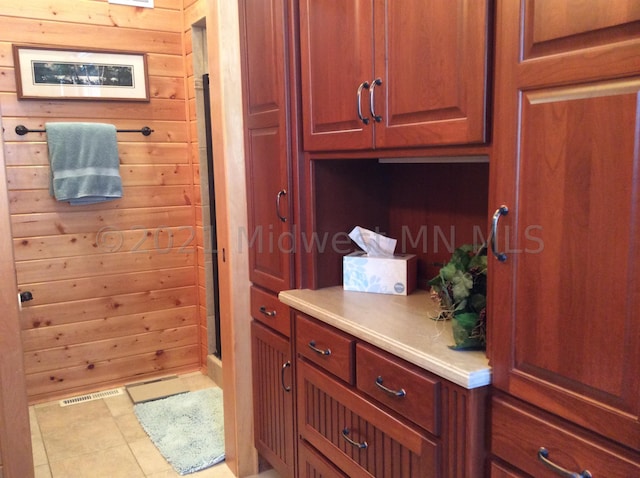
[[0, 116, 34, 477]]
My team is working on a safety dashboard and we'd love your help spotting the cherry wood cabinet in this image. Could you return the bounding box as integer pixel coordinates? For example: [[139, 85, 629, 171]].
[[298, 0, 489, 151], [489, 0, 640, 470], [251, 321, 295, 477], [294, 312, 487, 478], [239, 0, 297, 475], [240, 0, 293, 293]]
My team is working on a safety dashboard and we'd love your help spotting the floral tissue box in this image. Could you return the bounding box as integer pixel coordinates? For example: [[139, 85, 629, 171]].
[[343, 251, 417, 295]]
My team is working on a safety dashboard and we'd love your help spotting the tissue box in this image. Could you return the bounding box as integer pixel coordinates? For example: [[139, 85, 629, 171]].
[[343, 252, 417, 295]]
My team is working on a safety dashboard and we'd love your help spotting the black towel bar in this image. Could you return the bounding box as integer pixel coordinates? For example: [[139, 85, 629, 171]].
[[14, 125, 154, 136]]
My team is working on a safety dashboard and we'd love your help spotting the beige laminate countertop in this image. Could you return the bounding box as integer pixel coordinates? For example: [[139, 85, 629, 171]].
[[279, 286, 491, 389]]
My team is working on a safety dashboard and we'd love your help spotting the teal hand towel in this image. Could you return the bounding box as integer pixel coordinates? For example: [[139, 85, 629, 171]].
[[46, 122, 123, 205]]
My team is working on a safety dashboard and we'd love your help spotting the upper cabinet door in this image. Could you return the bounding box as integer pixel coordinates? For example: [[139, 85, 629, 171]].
[[299, 0, 375, 151], [490, 0, 640, 451], [298, 0, 489, 152], [373, 0, 489, 149]]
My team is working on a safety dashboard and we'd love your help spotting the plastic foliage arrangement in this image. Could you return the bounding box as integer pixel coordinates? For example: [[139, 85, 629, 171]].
[[428, 244, 487, 350]]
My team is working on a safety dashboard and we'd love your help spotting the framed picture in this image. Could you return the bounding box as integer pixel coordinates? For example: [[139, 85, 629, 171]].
[[13, 45, 149, 101], [109, 0, 154, 8]]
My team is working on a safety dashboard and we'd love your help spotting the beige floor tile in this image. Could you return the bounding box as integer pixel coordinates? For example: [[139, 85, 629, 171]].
[[34, 464, 52, 478], [31, 433, 49, 467], [114, 412, 148, 442], [37, 401, 126, 461], [104, 392, 134, 417], [180, 372, 217, 391], [48, 444, 145, 478], [146, 462, 236, 478], [191, 463, 237, 477], [30, 406, 42, 437], [128, 437, 173, 475]]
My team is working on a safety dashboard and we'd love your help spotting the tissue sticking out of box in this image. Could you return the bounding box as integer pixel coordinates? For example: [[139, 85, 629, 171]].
[[348, 226, 396, 257], [344, 227, 417, 295]]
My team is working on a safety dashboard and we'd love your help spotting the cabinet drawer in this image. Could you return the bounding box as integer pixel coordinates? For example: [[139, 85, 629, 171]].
[[298, 440, 347, 478], [295, 313, 355, 384], [298, 359, 439, 478], [251, 286, 290, 337], [491, 395, 640, 478], [356, 343, 441, 436]]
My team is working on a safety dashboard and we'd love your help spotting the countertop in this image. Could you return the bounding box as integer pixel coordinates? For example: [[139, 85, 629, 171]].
[[279, 286, 491, 389]]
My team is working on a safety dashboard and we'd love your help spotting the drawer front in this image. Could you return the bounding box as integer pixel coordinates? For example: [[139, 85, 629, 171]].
[[296, 313, 355, 384], [356, 343, 441, 435], [298, 359, 439, 478], [491, 395, 640, 478], [489, 460, 528, 478], [251, 286, 290, 337], [298, 440, 347, 478]]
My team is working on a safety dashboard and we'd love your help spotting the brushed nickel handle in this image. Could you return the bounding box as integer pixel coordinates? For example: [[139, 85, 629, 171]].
[[281, 361, 291, 393], [537, 448, 592, 478], [357, 81, 371, 125], [369, 77, 383, 123], [375, 376, 406, 398], [342, 428, 368, 449], [259, 306, 276, 318], [276, 189, 287, 222], [490, 205, 509, 262], [308, 340, 331, 356]]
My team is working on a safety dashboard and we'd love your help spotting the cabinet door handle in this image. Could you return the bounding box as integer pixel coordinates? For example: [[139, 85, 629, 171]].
[[490, 205, 509, 262], [308, 340, 331, 356], [375, 376, 406, 397], [276, 189, 287, 222], [357, 81, 371, 125], [537, 448, 592, 478], [259, 306, 276, 317], [369, 77, 383, 123], [281, 360, 291, 393], [341, 428, 368, 449]]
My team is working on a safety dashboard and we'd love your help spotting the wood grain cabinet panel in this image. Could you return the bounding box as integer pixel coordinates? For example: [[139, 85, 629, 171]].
[[491, 394, 640, 478], [355, 343, 440, 436], [299, 0, 489, 151], [251, 286, 291, 338], [298, 359, 439, 478], [490, 0, 640, 454], [240, 0, 293, 293], [298, 441, 347, 478], [295, 313, 355, 384], [251, 321, 295, 477]]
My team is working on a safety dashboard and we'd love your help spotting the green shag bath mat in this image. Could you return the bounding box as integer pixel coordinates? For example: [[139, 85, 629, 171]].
[[134, 387, 225, 475]]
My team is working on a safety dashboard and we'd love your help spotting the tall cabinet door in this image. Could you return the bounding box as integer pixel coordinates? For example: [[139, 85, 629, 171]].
[[240, 0, 293, 293], [490, 0, 640, 451], [299, 0, 375, 151], [373, 0, 489, 148]]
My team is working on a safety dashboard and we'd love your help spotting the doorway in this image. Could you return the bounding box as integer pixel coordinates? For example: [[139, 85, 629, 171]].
[[192, 22, 223, 381]]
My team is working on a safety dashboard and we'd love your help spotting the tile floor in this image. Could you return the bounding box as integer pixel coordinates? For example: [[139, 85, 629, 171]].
[[29, 372, 279, 478]]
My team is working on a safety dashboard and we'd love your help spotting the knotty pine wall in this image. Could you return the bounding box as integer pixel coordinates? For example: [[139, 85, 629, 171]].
[[0, 0, 209, 403]]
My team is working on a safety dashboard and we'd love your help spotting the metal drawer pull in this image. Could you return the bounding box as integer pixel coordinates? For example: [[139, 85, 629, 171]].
[[308, 341, 331, 356], [537, 448, 592, 478], [357, 81, 371, 125], [490, 205, 509, 262], [341, 428, 368, 449], [375, 376, 406, 397], [259, 306, 276, 317], [281, 361, 291, 393], [276, 189, 287, 222], [369, 77, 383, 123]]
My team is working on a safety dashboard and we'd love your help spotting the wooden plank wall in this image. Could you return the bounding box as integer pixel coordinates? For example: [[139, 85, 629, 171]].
[[0, 0, 205, 403]]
